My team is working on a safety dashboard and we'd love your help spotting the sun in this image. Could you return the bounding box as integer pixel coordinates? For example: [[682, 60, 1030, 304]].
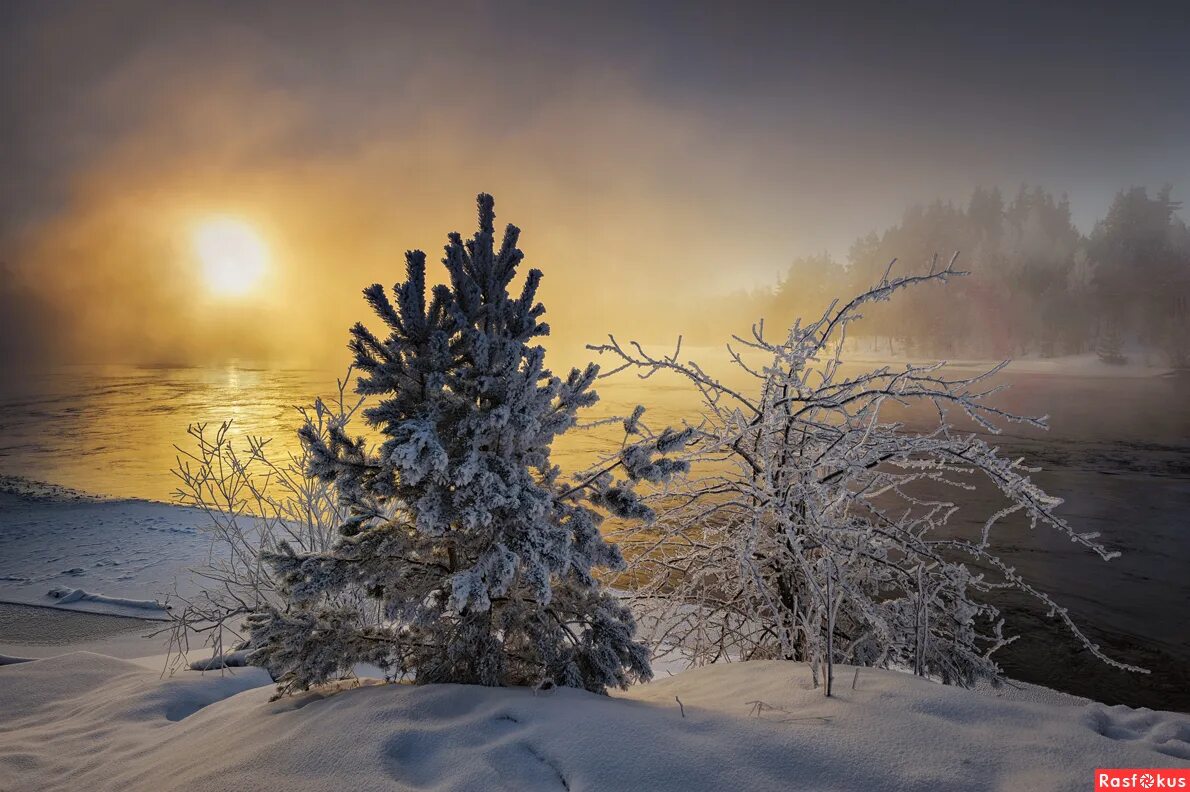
[[193, 217, 269, 297]]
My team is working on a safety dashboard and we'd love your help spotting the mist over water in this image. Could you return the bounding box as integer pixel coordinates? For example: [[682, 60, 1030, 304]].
[[2, 359, 1182, 500], [0, 362, 691, 501]]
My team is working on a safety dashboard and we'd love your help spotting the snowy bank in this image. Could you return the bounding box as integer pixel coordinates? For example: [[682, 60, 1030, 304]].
[[46, 586, 169, 615], [835, 350, 1178, 379], [0, 654, 1186, 792], [0, 487, 212, 620]]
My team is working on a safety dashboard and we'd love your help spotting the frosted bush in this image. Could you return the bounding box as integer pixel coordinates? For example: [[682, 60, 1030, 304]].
[[596, 255, 1147, 695]]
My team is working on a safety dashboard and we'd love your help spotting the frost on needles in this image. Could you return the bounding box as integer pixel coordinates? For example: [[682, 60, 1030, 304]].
[[247, 194, 690, 695]]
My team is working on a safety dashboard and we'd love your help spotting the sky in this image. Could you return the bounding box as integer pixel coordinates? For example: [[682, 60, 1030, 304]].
[[2, 0, 1189, 370]]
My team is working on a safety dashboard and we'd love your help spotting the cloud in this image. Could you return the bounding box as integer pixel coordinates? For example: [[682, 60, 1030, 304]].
[[3, 0, 1189, 374]]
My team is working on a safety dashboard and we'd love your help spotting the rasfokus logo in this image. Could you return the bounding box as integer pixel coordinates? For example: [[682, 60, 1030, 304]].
[[1096, 769, 1190, 789]]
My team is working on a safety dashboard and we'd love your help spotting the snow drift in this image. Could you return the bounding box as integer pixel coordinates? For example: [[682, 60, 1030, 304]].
[[1, 653, 1186, 792], [0, 490, 209, 620], [47, 587, 169, 614]]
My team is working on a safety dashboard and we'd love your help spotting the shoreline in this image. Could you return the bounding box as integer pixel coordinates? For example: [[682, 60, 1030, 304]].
[[0, 484, 210, 621], [0, 601, 159, 643], [2, 471, 1188, 712]]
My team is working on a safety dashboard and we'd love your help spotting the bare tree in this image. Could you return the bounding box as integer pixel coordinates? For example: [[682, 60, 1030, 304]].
[[594, 255, 1146, 696], [161, 370, 367, 672]]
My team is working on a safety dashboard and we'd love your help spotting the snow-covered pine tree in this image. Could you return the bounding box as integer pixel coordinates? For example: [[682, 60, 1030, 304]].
[[247, 194, 689, 696]]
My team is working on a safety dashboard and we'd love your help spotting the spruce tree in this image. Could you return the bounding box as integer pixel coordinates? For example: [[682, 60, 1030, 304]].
[[1097, 320, 1127, 364], [247, 194, 688, 695]]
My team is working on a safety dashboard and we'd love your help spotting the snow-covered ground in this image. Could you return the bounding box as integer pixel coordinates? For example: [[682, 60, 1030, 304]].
[[1, 653, 1186, 792], [2, 475, 1189, 789], [0, 477, 211, 619]]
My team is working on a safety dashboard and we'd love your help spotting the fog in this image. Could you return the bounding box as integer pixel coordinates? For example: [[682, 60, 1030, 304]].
[[3, 1, 1190, 373]]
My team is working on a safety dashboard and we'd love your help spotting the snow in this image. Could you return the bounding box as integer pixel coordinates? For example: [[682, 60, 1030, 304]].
[[47, 587, 170, 614], [0, 481, 212, 619], [1, 467, 1186, 788], [0, 653, 1186, 792], [188, 649, 252, 671]]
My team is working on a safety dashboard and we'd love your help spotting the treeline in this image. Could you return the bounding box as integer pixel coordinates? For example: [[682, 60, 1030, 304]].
[[763, 186, 1189, 364]]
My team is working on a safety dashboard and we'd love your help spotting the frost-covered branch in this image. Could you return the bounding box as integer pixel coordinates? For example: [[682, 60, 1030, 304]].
[[161, 370, 369, 673], [594, 256, 1146, 696]]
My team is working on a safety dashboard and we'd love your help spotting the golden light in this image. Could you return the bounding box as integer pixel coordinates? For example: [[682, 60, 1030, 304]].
[[193, 217, 269, 296]]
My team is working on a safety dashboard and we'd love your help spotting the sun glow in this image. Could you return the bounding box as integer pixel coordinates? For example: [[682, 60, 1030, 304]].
[[193, 217, 269, 296]]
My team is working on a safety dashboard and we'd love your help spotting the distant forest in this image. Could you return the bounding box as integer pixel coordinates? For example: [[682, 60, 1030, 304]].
[[706, 186, 1190, 365]]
